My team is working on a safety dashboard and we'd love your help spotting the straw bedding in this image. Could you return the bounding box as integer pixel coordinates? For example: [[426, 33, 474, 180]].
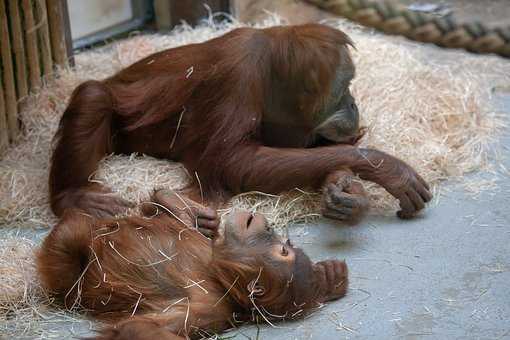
[[0, 16, 508, 338]]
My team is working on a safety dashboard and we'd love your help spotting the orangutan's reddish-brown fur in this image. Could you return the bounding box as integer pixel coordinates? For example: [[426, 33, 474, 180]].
[[37, 191, 348, 339], [50, 23, 431, 220]]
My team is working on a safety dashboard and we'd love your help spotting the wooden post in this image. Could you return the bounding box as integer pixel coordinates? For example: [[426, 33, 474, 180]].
[[60, 0, 74, 66], [0, 77, 8, 153], [46, 0, 70, 67], [0, 0, 20, 140], [35, 0, 54, 77], [154, 0, 172, 31], [0, 0, 74, 149], [22, 0, 42, 91], [8, 0, 29, 100]]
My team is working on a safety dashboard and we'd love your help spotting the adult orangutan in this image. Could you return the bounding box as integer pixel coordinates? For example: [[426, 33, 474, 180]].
[[50, 23, 432, 222], [37, 189, 348, 339]]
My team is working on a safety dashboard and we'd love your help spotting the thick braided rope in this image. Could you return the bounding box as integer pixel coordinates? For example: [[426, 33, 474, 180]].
[[306, 0, 510, 58]]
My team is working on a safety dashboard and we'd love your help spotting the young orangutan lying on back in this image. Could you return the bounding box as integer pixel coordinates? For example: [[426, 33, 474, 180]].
[[37, 189, 348, 340]]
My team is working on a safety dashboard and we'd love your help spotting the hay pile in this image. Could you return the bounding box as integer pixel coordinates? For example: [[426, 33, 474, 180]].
[[0, 16, 508, 338], [0, 233, 92, 338]]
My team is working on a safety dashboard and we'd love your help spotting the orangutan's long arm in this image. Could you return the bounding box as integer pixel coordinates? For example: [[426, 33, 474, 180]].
[[225, 145, 432, 217]]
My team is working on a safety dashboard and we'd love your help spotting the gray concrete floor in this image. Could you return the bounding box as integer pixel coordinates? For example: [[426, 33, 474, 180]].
[[220, 94, 510, 340]]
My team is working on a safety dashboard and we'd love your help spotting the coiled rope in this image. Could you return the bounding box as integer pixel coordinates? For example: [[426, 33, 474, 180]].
[[306, 0, 510, 58]]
